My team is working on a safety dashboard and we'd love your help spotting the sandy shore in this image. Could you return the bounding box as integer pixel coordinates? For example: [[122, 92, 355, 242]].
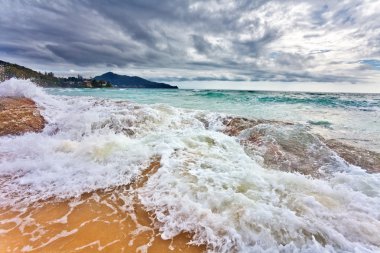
[[0, 97, 45, 136], [0, 97, 204, 252], [0, 160, 204, 252], [1, 96, 379, 252]]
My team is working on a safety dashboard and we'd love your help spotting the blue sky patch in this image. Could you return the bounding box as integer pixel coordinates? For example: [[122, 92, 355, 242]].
[[361, 60, 380, 69]]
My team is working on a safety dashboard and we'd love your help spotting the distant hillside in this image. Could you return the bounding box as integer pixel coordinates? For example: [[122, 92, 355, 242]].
[[0, 60, 110, 88], [0, 60, 60, 86], [94, 72, 178, 89], [0, 60, 177, 89]]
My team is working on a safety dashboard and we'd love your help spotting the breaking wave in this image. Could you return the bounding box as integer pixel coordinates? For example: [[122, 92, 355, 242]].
[[1, 79, 380, 252]]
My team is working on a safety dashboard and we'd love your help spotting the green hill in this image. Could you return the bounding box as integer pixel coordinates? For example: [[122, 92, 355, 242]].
[[0, 60, 60, 86], [0, 60, 110, 88]]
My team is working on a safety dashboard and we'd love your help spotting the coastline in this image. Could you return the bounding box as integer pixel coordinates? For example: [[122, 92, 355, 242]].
[[0, 80, 379, 252], [0, 159, 204, 253], [0, 96, 203, 252]]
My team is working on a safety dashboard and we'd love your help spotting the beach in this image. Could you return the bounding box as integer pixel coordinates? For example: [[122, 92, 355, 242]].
[[0, 79, 380, 252]]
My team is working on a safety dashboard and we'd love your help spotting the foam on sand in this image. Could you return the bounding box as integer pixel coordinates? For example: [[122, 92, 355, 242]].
[[0, 79, 379, 252]]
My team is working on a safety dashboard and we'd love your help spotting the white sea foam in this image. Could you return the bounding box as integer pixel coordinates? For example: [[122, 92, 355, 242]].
[[0, 79, 379, 252], [0, 78, 46, 98], [138, 130, 380, 252]]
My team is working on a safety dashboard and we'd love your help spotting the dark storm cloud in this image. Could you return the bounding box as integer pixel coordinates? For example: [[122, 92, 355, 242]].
[[235, 29, 280, 58], [0, 0, 379, 83], [192, 35, 213, 54], [154, 76, 248, 82]]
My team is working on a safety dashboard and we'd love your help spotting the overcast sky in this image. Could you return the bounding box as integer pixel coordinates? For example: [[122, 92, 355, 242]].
[[1, 0, 380, 91]]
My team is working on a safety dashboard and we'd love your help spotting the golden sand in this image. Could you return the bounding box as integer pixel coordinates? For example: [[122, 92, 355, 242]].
[[0, 161, 205, 253], [0, 97, 45, 136]]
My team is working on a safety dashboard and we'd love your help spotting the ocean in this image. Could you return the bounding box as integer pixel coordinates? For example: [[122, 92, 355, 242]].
[[48, 86, 380, 152], [0, 79, 380, 252]]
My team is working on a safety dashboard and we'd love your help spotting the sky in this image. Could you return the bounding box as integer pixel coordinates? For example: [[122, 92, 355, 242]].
[[1, 0, 380, 92]]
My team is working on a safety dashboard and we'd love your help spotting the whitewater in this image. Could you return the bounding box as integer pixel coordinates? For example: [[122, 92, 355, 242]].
[[0, 79, 380, 252]]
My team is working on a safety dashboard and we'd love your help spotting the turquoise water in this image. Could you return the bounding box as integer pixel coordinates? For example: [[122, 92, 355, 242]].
[[47, 88, 380, 111], [48, 88, 380, 151]]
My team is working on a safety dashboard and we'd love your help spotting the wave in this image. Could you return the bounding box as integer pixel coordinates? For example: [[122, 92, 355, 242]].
[[192, 90, 229, 98], [307, 120, 333, 128], [188, 89, 380, 111], [257, 94, 380, 109], [1, 79, 380, 252]]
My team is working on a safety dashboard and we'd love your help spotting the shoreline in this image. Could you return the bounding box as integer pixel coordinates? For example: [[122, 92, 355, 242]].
[[0, 159, 205, 252], [0, 93, 379, 252], [0, 96, 204, 252]]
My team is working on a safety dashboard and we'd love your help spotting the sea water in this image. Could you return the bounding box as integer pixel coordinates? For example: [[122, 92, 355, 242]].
[[48, 87, 380, 152], [0, 79, 380, 252]]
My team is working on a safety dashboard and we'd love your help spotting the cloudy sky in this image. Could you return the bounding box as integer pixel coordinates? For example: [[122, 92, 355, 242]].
[[1, 0, 380, 91]]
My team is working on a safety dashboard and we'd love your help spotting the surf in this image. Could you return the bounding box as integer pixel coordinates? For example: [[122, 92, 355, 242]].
[[0, 79, 379, 252]]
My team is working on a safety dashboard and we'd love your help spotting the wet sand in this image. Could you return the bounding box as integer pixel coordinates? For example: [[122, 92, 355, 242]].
[[0, 97, 45, 136], [0, 97, 203, 252], [0, 160, 205, 252], [1, 95, 379, 252]]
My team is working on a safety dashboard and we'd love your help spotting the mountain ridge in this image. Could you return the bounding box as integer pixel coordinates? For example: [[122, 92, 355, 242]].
[[94, 72, 178, 89], [0, 60, 178, 89]]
